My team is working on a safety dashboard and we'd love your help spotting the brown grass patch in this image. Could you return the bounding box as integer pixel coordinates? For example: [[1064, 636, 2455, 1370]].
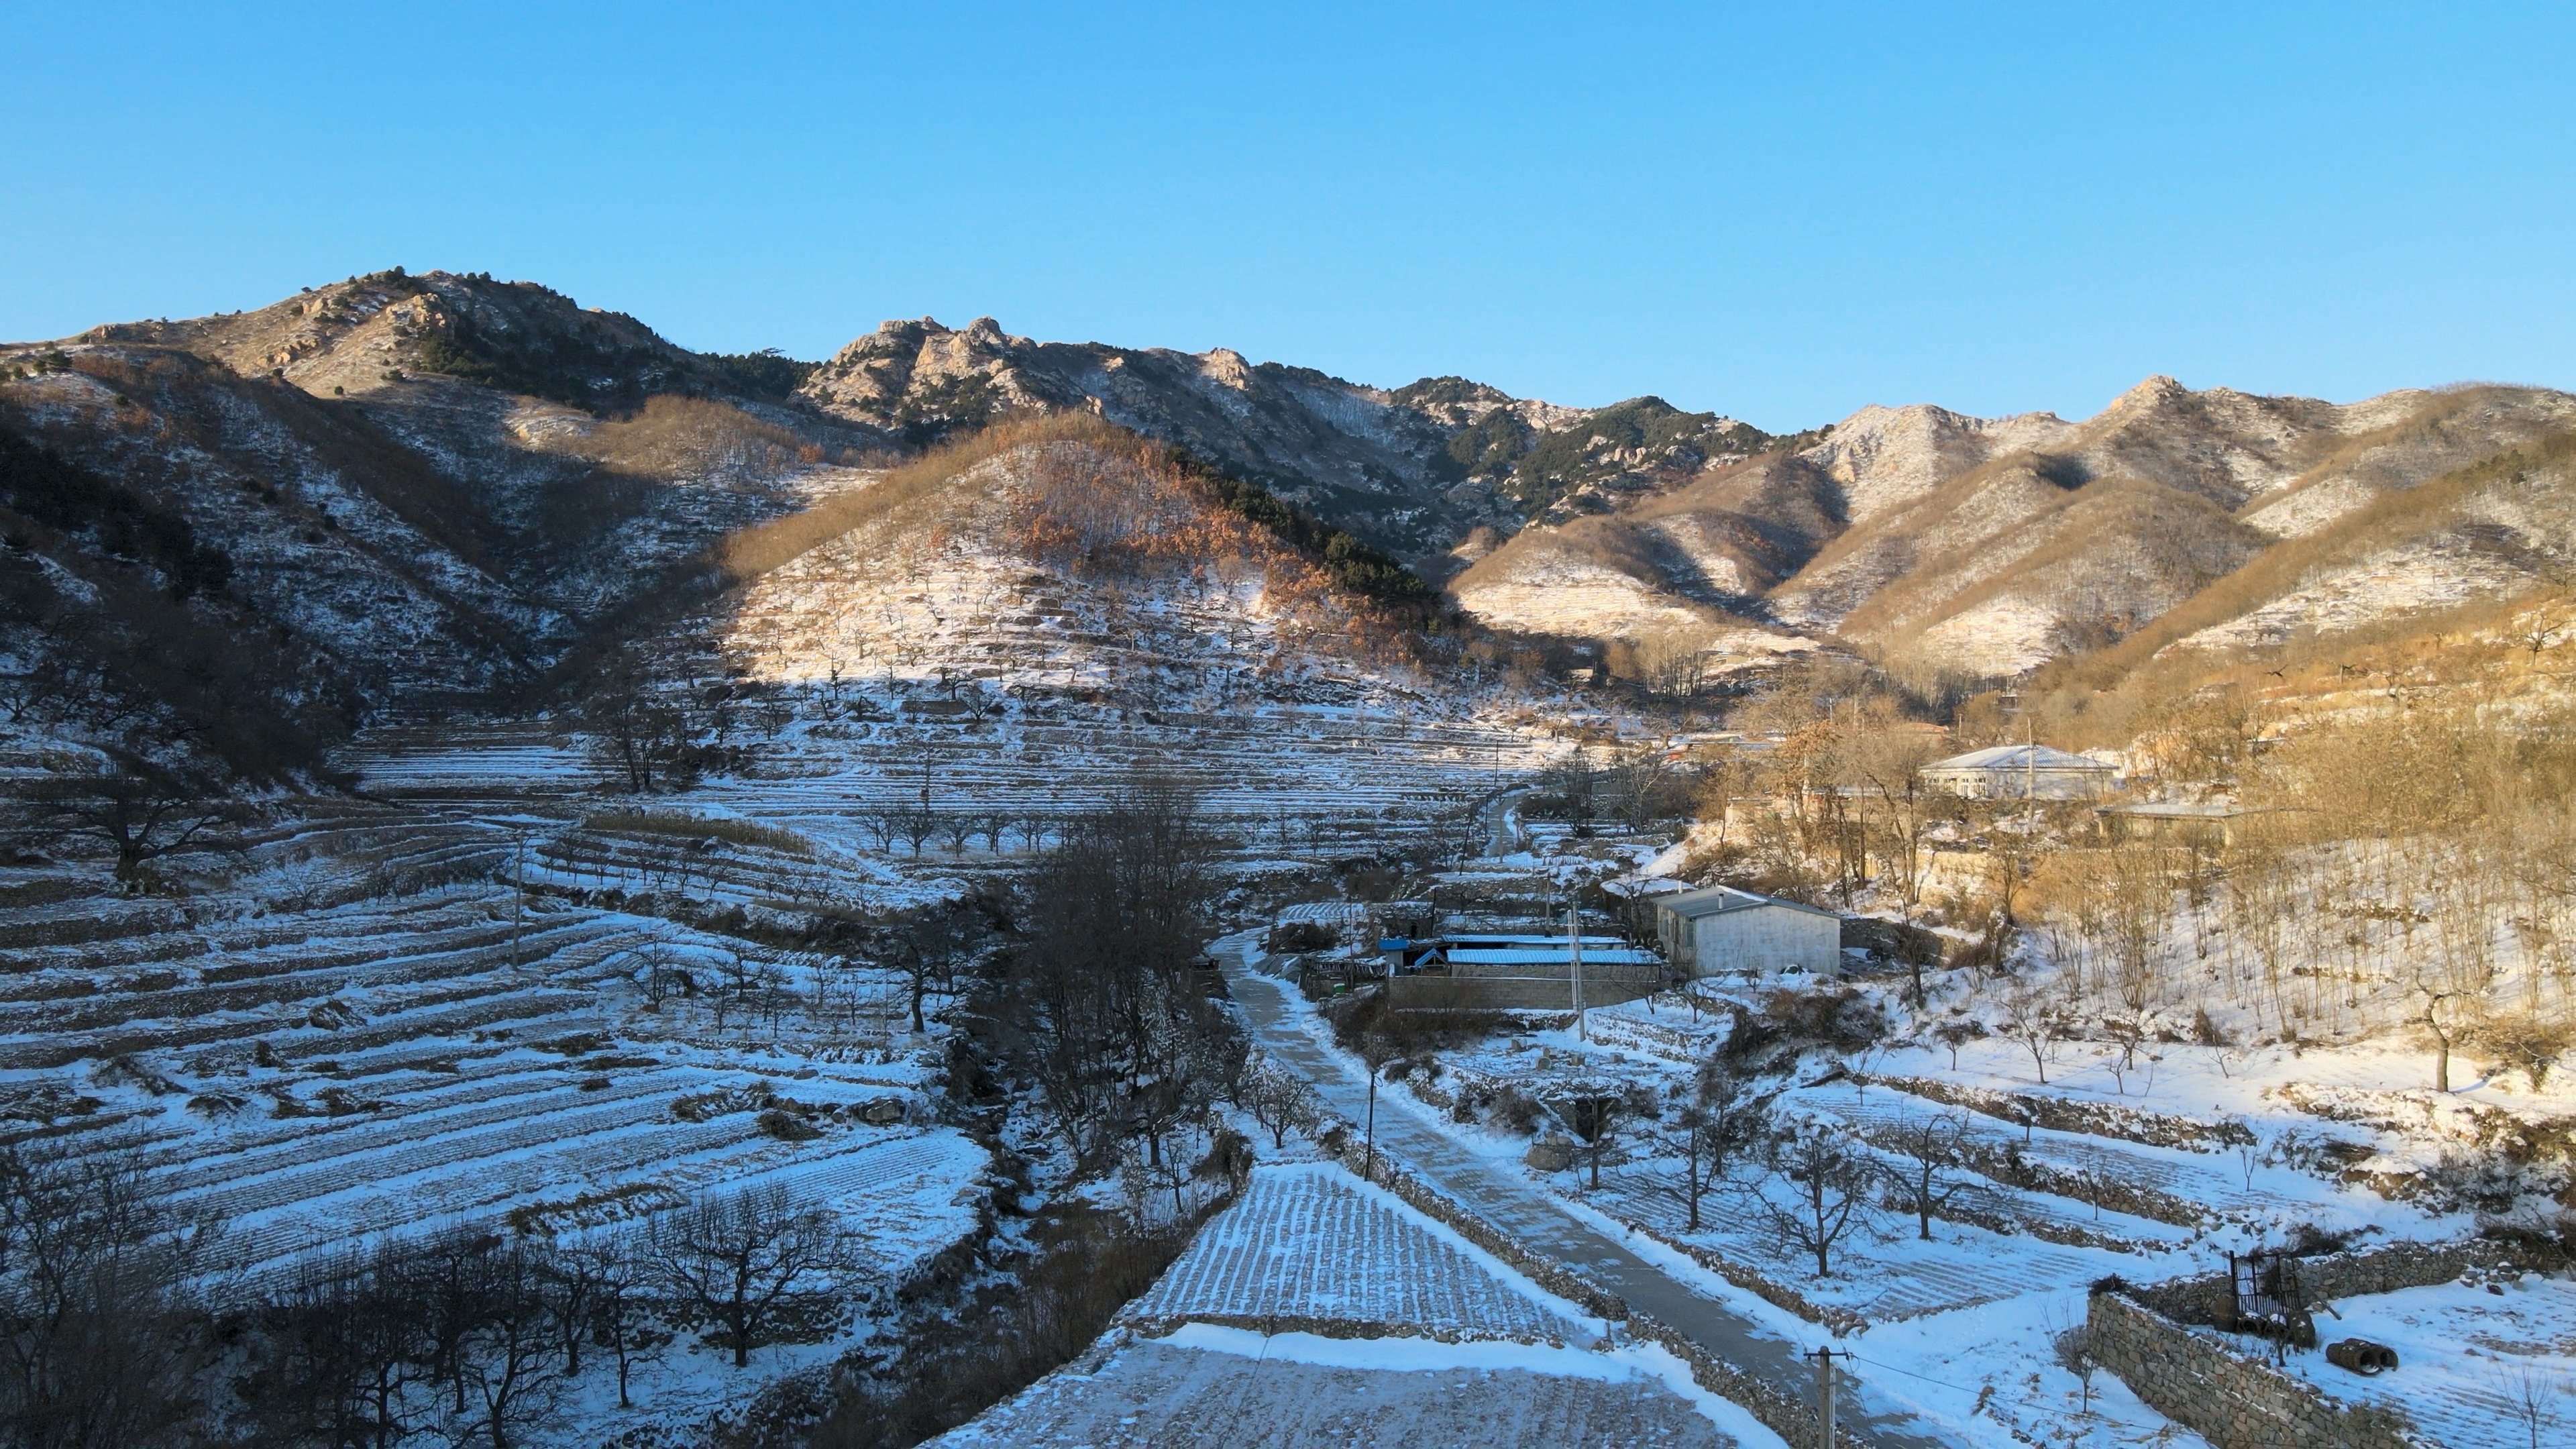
[[573, 394, 805, 478], [2047, 429, 2576, 690], [717, 412, 1125, 579]]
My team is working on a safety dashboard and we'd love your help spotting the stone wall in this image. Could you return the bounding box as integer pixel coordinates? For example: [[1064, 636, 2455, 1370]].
[[2126, 1238, 2532, 1327], [2087, 1292, 2418, 1449], [1385, 973, 1658, 1012]]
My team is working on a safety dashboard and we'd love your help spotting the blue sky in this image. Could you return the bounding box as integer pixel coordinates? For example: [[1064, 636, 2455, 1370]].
[[5, 3, 2571, 430]]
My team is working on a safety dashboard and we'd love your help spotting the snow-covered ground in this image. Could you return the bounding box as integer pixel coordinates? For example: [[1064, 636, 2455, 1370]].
[[1242, 883, 2576, 1449], [941, 1162, 1780, 1448], [2277, 1276, 2576, 1448], [0, 800, 994, 1444]]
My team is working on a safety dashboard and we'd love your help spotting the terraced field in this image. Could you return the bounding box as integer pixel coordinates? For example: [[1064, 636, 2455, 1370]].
[[347, 706, 1544, 855], [1124, 1163, 1593, 1344], [0, 799, 986, 1286], [1577, 1162, 2123, 1320]]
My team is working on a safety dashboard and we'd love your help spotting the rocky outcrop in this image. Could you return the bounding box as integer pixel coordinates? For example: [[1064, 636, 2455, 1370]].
[[796, 319, 1799, 573]]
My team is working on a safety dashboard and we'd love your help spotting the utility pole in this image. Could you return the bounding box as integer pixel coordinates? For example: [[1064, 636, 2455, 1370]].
[[1570, 902, 1586, 1042], [511, 830, 526, 973], [2024, 699, 2037, 840], [1364, 1065, 1378, 1183], [1813, 1345, 1840, 1449]]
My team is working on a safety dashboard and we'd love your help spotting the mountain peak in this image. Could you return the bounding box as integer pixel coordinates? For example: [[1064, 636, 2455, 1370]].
[[2108, 374, 2191, 411]]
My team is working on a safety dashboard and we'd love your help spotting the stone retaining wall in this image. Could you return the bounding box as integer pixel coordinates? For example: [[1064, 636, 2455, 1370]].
[[1947, 1134, 2210, 1227], [1386, 973, 1660, 1012], [2087, 1292, 2418, 1449], [1119, 1310, 1573, 1348], [2126, 1238, 2532, 1327]]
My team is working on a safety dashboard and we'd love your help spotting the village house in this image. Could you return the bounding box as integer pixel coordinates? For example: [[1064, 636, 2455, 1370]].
[[1919, 743, 2118, 800], [1376, 924, 1664, 1010], [1651, 886, 1843, 979]]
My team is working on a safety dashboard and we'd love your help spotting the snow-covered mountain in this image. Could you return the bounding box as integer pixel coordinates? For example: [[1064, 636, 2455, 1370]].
[[12, 268, 2576, 791], [1458, 376, 2576, 680], [794, 317, 1788, 571]]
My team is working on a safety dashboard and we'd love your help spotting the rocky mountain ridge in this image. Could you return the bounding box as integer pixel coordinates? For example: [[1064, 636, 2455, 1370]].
[[794, 315, 1788, 570], [1459, 375, 2576, 684], [10, 268, 2576, 791]]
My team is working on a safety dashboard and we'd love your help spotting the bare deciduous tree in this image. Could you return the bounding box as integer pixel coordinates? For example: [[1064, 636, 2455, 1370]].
[[1561, 1091, 1632, 1192], [582, 1234, 667, 1411], [1883, 1110, 1972, 1240], [0, 1141, 219, 1447], [2502, 1362, 2567, 1449], [1756, 1120, 1877, 1278], [1242, 1060, 1320, 1151], [647, 1186, 850, 1368], [1667, 1064, 1770, 1232], [29, 761, 248, 884], [2004, 988, 2068, 1085], [460, 1242, 561, 1449], [2051, 1319, 2098, 1415]]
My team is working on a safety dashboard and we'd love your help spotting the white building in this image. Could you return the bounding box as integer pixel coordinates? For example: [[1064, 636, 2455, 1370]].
[[1652, 886, 1842, 979], [1919, 744, 2118, 800]]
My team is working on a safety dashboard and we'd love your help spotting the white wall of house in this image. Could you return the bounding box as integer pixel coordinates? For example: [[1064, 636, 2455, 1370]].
[[1919, 765, 2113, 800], [1674, 904, 1841, 977]]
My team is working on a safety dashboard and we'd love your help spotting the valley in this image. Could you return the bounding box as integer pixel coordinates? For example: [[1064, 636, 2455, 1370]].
[[3, 276, 2575, 1448]]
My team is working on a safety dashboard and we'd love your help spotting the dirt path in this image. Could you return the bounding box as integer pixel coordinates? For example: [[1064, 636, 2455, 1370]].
[[1479, 785, 1532, 856], [1216, 932, 1952, 1448]]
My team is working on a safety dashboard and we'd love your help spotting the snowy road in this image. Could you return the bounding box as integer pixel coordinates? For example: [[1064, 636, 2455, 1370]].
[[1217, 934, 1951, 1448], [1479, 786, 1532, 856]]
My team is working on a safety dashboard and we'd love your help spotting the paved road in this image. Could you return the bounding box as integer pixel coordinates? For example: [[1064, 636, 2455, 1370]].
[[1216, 932, 1950, 1448]]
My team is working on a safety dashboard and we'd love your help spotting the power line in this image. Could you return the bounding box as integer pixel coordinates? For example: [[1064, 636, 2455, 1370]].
[[1839, 1352, 1979, 1395]]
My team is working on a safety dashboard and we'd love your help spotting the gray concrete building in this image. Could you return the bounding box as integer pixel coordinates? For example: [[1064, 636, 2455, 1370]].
[[1650, 886, 1842, 979]]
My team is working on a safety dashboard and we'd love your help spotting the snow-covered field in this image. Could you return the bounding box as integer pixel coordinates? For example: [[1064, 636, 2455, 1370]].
[[1254, 891, 2576, 1449], [0, 797, 994, 1441], [943, 1162, 1776, 1448], [2277, 1277, 2576, 1448], [1124, 1163, 1597, 1344]]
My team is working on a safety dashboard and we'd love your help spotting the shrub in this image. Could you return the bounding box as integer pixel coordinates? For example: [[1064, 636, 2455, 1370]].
[[0, 426, 232, 599], [1487, 1085, 1544, 1135], [1269, 920, 1338, 952], [758, 1108, 822, 1142], [702, 348, 819, 401], [580, 808, 815, 856], [2472, 1014, 2572, 1088]]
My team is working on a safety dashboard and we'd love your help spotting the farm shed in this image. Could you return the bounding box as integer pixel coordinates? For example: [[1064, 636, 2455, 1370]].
[[1919, 744, 2118, 800], [1652, 886, 1842, 979], [1269, 900, 1371, 950], [1382, 931, 1662, 1011]]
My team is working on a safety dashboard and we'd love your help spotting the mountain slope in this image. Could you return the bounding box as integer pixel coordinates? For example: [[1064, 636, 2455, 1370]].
[[1460, 375, 2576, 682], [796, 318, 1792, 574], [704, 413, 1443, 701], [1792, 379, 2576, 675], [0, 274, 878, 778]]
